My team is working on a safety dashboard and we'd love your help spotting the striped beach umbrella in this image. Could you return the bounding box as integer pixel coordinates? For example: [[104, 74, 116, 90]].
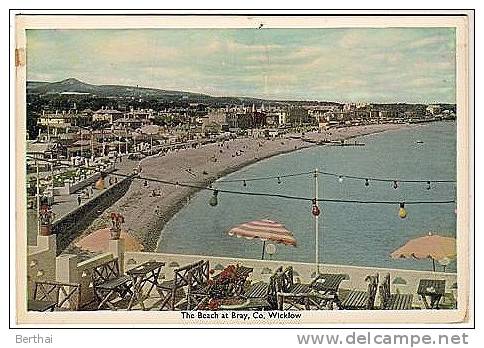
[[227, 219, 297, 260]]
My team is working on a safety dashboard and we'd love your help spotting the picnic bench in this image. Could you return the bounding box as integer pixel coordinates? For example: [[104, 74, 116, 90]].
[[417, 279, 446, 309], [340, 274, 379, 310], [91, 258, 133, 310], [28, 281, 81, 312], [378, 274, 413, 310]]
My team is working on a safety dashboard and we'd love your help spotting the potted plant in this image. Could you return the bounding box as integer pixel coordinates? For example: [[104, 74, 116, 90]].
[[38, 203, 55, 236], [109, 212, 125, 240]]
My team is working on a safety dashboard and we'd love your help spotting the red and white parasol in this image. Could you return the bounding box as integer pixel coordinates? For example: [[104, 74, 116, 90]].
[[228, 219, 296, 259]]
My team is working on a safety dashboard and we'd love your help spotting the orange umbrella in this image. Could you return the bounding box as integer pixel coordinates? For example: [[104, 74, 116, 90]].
[[228, 219, 296, 260], [391, 232, 456, 271], [75, 228, 144, 253]]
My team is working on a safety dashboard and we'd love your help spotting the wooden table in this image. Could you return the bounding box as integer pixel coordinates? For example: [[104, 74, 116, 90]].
[[417, 279, 446, 309], [127, 261, 165, 310], [310, 273, 348, 308], [219, 298, 271, 311], [28, 299, 56, 312]]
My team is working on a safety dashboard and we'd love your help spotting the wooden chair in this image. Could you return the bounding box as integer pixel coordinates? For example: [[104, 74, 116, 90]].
[[242, 266, 283, 310], [186, 260, 210, 310], [276, 266, 318, 310], [157, 260, 206, 310], [340, 274, 379, 310], [91, 258, 133, 310], [379, 273, 413, 310], [29, 281, 81, 311]]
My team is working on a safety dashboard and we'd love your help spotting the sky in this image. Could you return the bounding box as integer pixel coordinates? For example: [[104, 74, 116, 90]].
[[26, 28, 456, 103]]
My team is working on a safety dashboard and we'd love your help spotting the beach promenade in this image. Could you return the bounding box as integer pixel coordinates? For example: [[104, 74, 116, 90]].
[[27, 157, 139, 245]]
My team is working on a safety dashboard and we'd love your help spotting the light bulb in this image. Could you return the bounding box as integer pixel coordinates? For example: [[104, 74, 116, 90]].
[[338, 176, 344, 183], [365, 178, 370, 187], [277, 177, 281, 184], [311, 199, 320, 216], [398, 202, 407, 219], [209, 190, 218, 207], [243, 180, 247, 187], [426, 181, 431, 190], [393, 180, 399, 189]]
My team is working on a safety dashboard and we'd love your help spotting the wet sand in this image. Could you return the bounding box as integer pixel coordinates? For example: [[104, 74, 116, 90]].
[[72, 123, 413, 252]]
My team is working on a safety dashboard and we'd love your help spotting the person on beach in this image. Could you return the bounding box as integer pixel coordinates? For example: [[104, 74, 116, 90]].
[[77, 194, 82, 206]]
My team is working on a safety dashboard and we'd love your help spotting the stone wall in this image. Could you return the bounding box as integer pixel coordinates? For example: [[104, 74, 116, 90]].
[[52, 175, 133, 254], [27, 235, 57, 298], [55, 240, 122, 308]]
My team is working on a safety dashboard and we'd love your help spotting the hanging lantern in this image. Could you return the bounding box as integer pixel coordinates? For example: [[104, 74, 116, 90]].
[[398, 202, 407, 219], [393, 180, 399, 189], [365, 178, 370, 187], [311, 199, 320, 217], [426, 181, 431, 190], [209, 190, 219, 207], [338, 176, 344, 183], [277, 177, 281, 184]]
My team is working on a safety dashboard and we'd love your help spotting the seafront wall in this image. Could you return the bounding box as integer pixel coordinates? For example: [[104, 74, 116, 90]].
[[52, 175, 134, 254], [27, 235, 57, 298], [124, 251, 458, 308], [26, 239, 458, 310]]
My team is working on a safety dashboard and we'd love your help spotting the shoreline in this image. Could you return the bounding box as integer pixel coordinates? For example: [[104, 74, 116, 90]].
[[71, 122, 427, 253]]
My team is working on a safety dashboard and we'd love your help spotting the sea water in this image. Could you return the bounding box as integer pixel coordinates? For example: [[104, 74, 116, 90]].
[[157, 122, 457, 272]]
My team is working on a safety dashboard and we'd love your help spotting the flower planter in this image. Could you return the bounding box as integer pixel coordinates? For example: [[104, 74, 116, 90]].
[[110, 228, 121, 240], [40, 224, 51, 236]]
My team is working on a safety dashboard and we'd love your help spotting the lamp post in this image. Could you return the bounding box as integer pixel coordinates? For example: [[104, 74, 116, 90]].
[[313, 168, 320, 275], [36, 159, 41, 235], [313, 168, 321, 274], [90, 127, 94, 162], [79, 130, 83, 159]]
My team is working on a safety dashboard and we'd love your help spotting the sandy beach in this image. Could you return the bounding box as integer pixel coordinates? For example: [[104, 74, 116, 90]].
[[69, 123, 414, 253]]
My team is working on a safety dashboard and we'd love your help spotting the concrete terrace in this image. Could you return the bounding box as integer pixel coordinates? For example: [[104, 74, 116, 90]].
[[27, 234, 458, 312]]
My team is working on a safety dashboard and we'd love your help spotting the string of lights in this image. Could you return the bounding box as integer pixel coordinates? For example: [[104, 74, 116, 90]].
[[181, 168, 455, 189], [214, 170, 314, 183], [211, 170, 456, 187], [27, 156, 456, 210]]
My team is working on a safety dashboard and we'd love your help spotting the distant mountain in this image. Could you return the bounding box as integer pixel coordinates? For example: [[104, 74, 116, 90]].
[[26, 78, 335, 106], [26, 81, 50, 90], [27, 78, 209, 98]]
